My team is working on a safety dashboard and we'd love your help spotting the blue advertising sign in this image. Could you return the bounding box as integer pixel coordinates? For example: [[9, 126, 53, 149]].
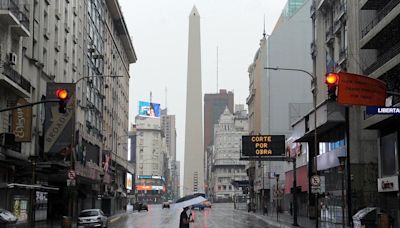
[[138, 101, 160, 118], [366, 107, 400, 115]]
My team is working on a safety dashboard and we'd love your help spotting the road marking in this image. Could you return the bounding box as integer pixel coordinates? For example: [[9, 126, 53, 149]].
[[109, 215, 122, 223]]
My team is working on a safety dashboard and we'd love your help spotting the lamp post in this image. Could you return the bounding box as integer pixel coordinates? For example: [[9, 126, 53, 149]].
[[337, 156, 346, 228], [264, 66, 317, 227], [275, 173, 280, 222]]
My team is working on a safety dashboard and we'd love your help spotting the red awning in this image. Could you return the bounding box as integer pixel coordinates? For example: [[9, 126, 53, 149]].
[[284, 165, 308, 194]]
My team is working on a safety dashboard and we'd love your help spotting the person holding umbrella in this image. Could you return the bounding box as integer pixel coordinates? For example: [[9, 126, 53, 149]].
[[179, 207, 193, 228]]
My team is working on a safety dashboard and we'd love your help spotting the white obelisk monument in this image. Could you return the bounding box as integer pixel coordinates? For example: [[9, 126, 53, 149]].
[[183, 5, 204, 195]]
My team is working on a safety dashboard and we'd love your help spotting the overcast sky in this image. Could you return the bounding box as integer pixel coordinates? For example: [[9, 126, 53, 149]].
[[119, 0, 288, 184]]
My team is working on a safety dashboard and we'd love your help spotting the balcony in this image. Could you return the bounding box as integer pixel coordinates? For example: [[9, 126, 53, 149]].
[[310, 41, 317, 58], [0, 0, 19, 25], [325, 25, 334, 44], [337, 48, 348, 67], [0, 0, 30, 36], [363, 41, 400, 75], [361, 0, 400, 38], [0, 63, 31, 97], [334, 3, 347, 22]]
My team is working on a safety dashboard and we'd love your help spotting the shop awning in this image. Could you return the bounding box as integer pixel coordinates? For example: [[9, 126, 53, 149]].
[[284, 165, 308, 194], [0, 183, 59, 191]]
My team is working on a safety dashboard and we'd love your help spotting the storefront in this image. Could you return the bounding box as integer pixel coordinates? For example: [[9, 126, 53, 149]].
[[364, 115, 400, 228]]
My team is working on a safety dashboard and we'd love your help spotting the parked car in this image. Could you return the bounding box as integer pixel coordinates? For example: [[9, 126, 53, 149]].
[[77, 209, 108, 228], [134, 202, 148, 212], [162, 201, 170, 209], [0, 208, 17, 225]]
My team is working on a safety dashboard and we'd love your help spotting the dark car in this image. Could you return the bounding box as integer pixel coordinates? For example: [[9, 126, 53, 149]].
[[134, 203, 148, 212], [162, 200, 172, 209], [0, 208, 17, 225]]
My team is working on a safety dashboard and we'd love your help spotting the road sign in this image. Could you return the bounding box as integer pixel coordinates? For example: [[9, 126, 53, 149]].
[[310, 175, 321, 186], [68, 169, 76, 180], [241, 135, 286, 157], [273, 189, 284, 199], [337, 72, 386, 106]]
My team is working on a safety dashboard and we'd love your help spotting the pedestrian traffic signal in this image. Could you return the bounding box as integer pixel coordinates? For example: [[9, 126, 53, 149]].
[[56, 88, 69, 113], [325, 73, 339, 101]]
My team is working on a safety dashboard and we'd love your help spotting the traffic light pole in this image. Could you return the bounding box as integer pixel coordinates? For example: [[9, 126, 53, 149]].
[[0, 99, 59, 113]]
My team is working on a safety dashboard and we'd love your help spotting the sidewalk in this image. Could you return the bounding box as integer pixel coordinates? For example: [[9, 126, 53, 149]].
[[238, 209, 350, 228], [30, 209, 130, 228]]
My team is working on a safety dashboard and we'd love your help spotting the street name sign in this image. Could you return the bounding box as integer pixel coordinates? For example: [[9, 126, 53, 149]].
[[241, 135, 285, 157], [366, 107, 400, 115]]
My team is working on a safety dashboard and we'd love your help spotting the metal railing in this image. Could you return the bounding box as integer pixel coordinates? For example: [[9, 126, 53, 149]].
[[0, 0, 30, 30], [363, 40, 400, 75], [361, 0, 400, 38], [0, 0, 19, 14], [1, 63, 31, 93]]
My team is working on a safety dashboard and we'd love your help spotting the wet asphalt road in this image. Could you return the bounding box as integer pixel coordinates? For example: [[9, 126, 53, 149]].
[[109, 203, 271, 228]]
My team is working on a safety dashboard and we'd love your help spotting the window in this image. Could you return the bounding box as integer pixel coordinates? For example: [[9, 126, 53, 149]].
[[380, 132, 397, 177]]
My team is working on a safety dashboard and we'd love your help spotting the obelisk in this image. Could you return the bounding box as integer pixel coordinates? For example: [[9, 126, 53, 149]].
[[183, 5, 204, 195]]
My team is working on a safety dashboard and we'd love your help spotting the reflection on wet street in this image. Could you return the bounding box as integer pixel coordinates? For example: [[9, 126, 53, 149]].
[[109, 203, 271, 228]]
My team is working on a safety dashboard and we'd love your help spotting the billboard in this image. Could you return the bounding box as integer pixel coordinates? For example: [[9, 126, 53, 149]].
[[126, 173, 133, 190], [241, 135, 286, 157], [44, 83, 75, 156], [138, 101, 160, 118]]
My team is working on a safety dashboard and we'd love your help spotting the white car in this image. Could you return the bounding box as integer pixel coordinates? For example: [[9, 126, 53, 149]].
[[0, 208, 17, 224], [77, 209, 108, 228]]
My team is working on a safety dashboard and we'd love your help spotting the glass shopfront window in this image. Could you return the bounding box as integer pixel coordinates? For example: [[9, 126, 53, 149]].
[[380, 132, 397, 177]]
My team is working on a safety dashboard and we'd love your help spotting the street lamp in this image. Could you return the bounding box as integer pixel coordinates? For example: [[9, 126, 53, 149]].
[[275, 173, 280, 222], [264, 66, 317, 227], [337, 155, 346, 228]]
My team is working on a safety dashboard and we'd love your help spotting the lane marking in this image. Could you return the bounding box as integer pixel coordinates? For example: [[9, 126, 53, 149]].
[[109, 215, 122, 223]]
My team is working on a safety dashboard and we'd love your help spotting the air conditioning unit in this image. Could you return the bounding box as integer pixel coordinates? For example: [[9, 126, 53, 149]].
[[8, 52, 17, 65]]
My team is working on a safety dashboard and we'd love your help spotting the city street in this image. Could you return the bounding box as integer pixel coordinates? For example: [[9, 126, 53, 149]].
[[109, 203, 270, 228]]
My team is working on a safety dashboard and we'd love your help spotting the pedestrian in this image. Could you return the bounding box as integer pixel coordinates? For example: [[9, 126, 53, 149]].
[[179, 207, 193, 228], [263, 201, 268, 215], [290, 202, 293, 216]]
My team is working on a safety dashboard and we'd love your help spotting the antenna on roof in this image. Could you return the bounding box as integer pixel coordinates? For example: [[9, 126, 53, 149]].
[[216, 46, 219, 93], [263, 15, 266, 38]]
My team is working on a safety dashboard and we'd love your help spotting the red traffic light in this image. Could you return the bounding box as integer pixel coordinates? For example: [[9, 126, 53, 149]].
[[56, 89, 69, 100], [325, 73, 339, 86]]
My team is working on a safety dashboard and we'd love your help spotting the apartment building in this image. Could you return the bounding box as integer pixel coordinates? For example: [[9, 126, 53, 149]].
[[0, 0, 136, 224]]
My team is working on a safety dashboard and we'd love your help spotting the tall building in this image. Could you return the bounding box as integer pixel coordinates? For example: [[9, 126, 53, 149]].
[[209, 107, 248, 202], [359, 0, 400, 226], [0, 0, 136, 223], [183, 5, 204, 195], [204, 89, 234, 190], [135, 115, 168, 203], [204, 89, 234, 151], [291, 0, 379, 225], [161, 108, 177, 161], [246, 0, 313, 212]]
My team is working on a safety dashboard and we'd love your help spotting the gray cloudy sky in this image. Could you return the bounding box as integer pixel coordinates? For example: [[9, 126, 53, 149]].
[[119, 0, 287, 178]]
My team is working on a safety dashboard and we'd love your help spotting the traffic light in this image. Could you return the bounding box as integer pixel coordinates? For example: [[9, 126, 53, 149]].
[[325, 73, 339, 101], [56, 88, 69, 113]]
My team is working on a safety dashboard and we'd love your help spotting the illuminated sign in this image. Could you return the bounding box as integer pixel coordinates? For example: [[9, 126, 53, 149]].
[[135, 185, 164, 191], [126, 173, 132, 190], [138, 101, 161, 118], [366, 107, 400, 115], [137, 175, 165, 181], [241, 135, 285, 157]]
